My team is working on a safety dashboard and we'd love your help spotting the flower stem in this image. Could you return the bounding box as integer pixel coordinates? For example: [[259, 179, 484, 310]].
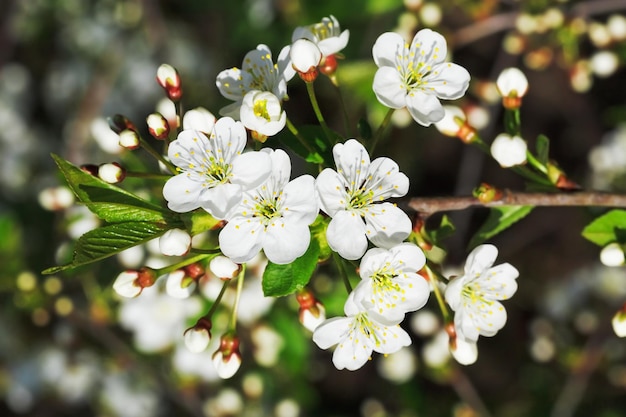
[[140, 137, 177, 174], [525, 150, 548, 175], [229, 264, 247, 331], [369, 108, 395, 154], [305, 81, 334, 145], [155, 253, 212, 276], [334, 84, 352, 137], [333, 252, 353, 294], [286, 117, 319, 158], [425, 263, 451, 323], [205, 279, 230, 320]]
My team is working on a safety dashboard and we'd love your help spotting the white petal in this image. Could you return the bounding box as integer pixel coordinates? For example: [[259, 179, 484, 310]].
[[481, 263, 519, 300], [168, 129, 211, 166], [213, 117, 247, 154], [464, 244, 498, 276], [364, 202, 412, 248], [263, 220, 311, 264], [333, 139, 371, 188], [373, 66, 407, 109], [219, 217, 264, 264], [213, 352, 241, 379], [268, 148, 292, 185], [318, 29, 350, 56], [165, 270, 196, 299], [371, 322, 412, 355], [406, 91, 444, 126], [326, 210, 368, 260], [389, 242, 427, 272], [366, 157, 410, 199], [216, 67, 250, 101], [444, 276, 465, 310], [331, 334, 373, 371], [372, 32, 404, 68], [163, 174, 202, 213], [315, 168, 348, 217], [209, 255, 240, 279], [312, 316, 352, 349], [282, 175, 319, 223], [112, 271, 140, 298], [230, 151, 272, 190], [496, 67, 529, 97], [159, 228, 191, 256], [199, 183, 242, 220], [182, 107, 216, 133], [277, 45, 296, 83], [184, 328, 211, 353], [411, 29, 448, 65], [434, 105, 466, 137], [428, 63, 471, 100]]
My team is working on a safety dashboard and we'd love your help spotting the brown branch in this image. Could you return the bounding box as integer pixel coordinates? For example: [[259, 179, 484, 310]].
[[408, 191, 626, 218]]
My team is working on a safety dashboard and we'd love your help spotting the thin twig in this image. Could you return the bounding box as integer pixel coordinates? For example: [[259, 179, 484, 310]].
[[408, 190, 626, 218]]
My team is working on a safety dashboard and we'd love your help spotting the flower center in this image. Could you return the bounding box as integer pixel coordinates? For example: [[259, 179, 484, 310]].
[[311, 20, 335, 40], [353, 313, 382, 347], [347, 186, 374, 210], [253, 99, 271, 121], [204, 158, 232, 184], [461, 283, 492, 307], [371, 267, 401, 293], [252, 188, 283, 223]]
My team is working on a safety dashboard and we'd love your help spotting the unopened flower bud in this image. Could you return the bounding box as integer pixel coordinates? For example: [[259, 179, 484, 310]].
[[473, 183, 503, 204], [490, 133, 528, 167], [210, 256, 241, 280], [80, 164, 99, 176], [600, 242, 625, 267], [159, 228, 192, 256], [98, 162, 126, 184], [184, 262, 205, 279], [113, 267, 157, 298], [319, 54, 338, 77], [146, 113, 170, 140], [184, 318, 212, 353], [496, 67, 529, 109], [296, 288, 326, 332], [612, 304, 626, 337], [118, 129, 140, 149], [449, 335, 478, 365], [156, 63, 183, 102], [165, 269, 196, 299], [434, 106, 477, 143], [213, 333, 242, 379], [182, 107, 216, 134], [290, 39, 322, 82], [108, 114, 137, 134]]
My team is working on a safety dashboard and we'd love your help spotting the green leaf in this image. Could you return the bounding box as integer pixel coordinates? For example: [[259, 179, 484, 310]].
[[426, 214, 455, 246], [278, 125, 337, 166], [43, 222, 168, 274], [582, 209, 626, 246], [310, 215, 331, 261], [469, 206, 533, 249], [536, 134, 550, 165], [52, 154, 169, 221], [262, 238, 320, 297]]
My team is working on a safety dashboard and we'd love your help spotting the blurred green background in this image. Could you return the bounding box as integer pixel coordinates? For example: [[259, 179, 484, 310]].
[[2, 0, 626, 416]]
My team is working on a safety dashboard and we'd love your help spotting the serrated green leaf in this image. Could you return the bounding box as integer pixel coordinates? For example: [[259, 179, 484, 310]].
[[52, 154, 168, 220], [43, 222, 168, 274], [426, 214, 455, 246], [469, 206, 533, 249], [84, 202, 170, 223], [582, 209, 626, 246], [536, 134, 550, 165], [262, 238, 320, 297]]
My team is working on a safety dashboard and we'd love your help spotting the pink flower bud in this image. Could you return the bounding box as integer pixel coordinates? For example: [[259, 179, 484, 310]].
[[146, 113, 170, 140], [108, 114, 137, 134], [98, 162, 126, 183], [118, 129, 140, 149], [156, 64, 183, 102], [296, 288, 326, 332], [290, 39, 322, 82]]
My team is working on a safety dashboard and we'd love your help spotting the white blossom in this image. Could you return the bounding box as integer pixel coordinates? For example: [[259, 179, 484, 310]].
[[316, 139, 411, 260], [444, 244, 519, 343], [220, 149, 318, 264], [313, 292, 411, 371], [216, 44, 294, 118], [163, 117, 272, 219], [239, 90, 286, 136], [490, 133, 528, 167], [372, 29, 470, 126], [159, 228, 191, 256], [290, 39, 322, 76], [291, 15, 349, 58], [182, 107, 216, 134], [496, 67, 529, 98], [353, 243, 430, 324], [209, 255, 241, 280]]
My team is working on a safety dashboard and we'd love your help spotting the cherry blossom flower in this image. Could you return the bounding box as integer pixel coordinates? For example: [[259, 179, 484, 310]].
[[312, 292, 412, 371], [213, 333, 242, 379], [290, 39, 322, 82], [219, 149, 318, 264], [239, 90, 286, 138], [444, 244, 519, 343], [159, 228, 191, 256], [496, 67, 529, 109], [162, 117, 272, 220], [353, 243, 430, 324], [315, 139, 411, 260], [490, 133, 528, 167], [372, 29, 470, 126], [216, 44, 294, 120], [292, 15, 349, 58]]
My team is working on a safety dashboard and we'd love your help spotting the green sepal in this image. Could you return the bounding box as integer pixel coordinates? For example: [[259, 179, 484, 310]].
[[468, 206, 533, 249], [262, 237, 320, 297], [582, 209, 626, 247], [180, 210, 222, 236]]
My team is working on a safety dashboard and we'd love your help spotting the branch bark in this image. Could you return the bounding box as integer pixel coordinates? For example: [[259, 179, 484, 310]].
[[408, 191, 626, 218]]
